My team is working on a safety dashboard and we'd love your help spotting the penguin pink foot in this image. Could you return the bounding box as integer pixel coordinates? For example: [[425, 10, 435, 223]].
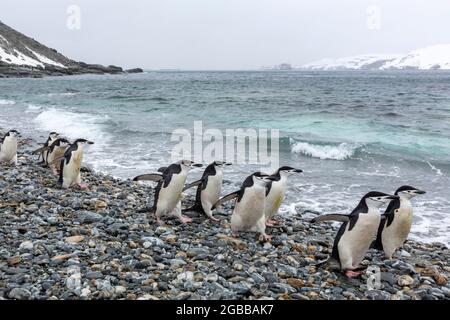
[[265, 220, 275, 227], [77, 183, 89, 190], [179, 215, 193, 224], [209, 216, 220, 222], [345, 270, 363, 278]]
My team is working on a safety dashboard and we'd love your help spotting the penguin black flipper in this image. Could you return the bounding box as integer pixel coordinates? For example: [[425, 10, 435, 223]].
[[183, 179, 203, 191], [311, 214, 350, 223], [212, 190, 240, 210], [133, 173, 164, 182], [371, 215, 387, 250]]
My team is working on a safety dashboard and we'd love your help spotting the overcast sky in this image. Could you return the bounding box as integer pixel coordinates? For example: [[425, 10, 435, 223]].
[[2, 0, 450, 69]]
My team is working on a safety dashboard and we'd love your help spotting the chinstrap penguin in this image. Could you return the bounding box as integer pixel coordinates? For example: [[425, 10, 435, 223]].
[[183, 160, 232, 221], [213, 172, 275, 241], [133, 160, 202, 224], [58, 139, 94, 189], [47, 138, 70, 174], [372, 185, 426, 259], [264, 166, 302, 227], [0, 130, 20, 165], [33, 132, 59, 164], [312, 191, 398, 277]]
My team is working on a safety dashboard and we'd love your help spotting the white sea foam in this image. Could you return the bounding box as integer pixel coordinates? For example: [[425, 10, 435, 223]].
[[291, 141, 358, 160], [33, 108, 109, 144], [0, 99, 16, 105], [25, 104, 44, 113]]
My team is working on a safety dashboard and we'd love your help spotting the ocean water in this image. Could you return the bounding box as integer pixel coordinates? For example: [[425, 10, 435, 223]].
[[1, 71, 449, 245]]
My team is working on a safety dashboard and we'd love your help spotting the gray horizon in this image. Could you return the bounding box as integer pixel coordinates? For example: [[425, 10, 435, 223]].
[[2, 0, 450, 70]]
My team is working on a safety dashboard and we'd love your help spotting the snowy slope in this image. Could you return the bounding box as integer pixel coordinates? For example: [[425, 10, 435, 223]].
[[302, 54, 400, 70], [301, 45, 450, 70], [381, 45, 450, 70], [0, 20, 138, 78]]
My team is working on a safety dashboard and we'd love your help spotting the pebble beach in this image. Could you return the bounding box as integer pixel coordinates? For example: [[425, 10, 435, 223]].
[[0, 135, 449, 300]]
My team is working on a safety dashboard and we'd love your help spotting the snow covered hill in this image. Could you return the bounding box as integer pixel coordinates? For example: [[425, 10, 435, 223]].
[[301, 45, 450, 71], [0, 20, 141, 78]]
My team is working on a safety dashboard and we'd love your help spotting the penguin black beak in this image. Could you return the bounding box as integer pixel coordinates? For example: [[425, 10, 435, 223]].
[[88, 141, 94, 145], [192, 163, 203, 168], [415, 190, 426, 195], [225, 162, 233, 166], [293, 168, 303, 173]]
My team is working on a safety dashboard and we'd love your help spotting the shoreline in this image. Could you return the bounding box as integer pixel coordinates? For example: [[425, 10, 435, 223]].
[[0, 133, 449, 300]]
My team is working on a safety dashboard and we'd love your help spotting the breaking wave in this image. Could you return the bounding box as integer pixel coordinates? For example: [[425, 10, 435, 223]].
[[291, 141, 360, 160]]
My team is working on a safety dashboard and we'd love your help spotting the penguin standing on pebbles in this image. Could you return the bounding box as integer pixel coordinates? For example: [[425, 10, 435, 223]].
[[372, 186, 426, 259], [182, 161, 231, 221], [311, 191, 398, 277], [57, 139, 94, 189], [0, 130, 20, 165], [33, 132, 59, 164], [46, 138, 70, 174], [213, 172, 274, 241], [264, 166, 302, 227], [133, 160, 202, 224]]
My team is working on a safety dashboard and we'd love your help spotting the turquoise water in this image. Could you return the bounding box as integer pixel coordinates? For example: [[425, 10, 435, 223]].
[[1, 71, 449, 244]]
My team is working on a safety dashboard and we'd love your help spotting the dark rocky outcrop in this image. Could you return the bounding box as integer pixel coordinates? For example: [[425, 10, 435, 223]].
[[0, 20, 142, 78]]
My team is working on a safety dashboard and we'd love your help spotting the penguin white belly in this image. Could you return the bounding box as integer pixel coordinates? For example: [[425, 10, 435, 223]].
[[338, 212, 380, 269], [382, 205, 413, 258], [62, 152, 83, 187], [264, 183, 285, 220], [157, 173, 187, 215], [201, 174, 222, 209], [232, 188, 266, 231], [0, 139, 17, 162]]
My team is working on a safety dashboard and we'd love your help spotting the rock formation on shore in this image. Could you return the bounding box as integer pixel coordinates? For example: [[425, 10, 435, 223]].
[[0, 20, 142, 78]]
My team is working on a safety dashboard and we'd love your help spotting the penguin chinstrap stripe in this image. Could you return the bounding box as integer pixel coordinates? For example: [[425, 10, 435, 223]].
[[372, 186, 426, 259], [313, 191, 398, 278], [182, 161, 228, 222], [58, 139, 93, 189], [134, 160, 202, 225]]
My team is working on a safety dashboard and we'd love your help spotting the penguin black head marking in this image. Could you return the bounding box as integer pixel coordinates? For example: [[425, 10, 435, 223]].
[[52, 138, 70, 147], [252, 172, 274, 185], [363, 191, 399, 209], [74, 138, 94, 146], [213, 160, 232, 167], [395, 185, 426, 199], [179, 160, 202, 169], [5, 130, 20, 138], [277, 166, 303, 175]]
